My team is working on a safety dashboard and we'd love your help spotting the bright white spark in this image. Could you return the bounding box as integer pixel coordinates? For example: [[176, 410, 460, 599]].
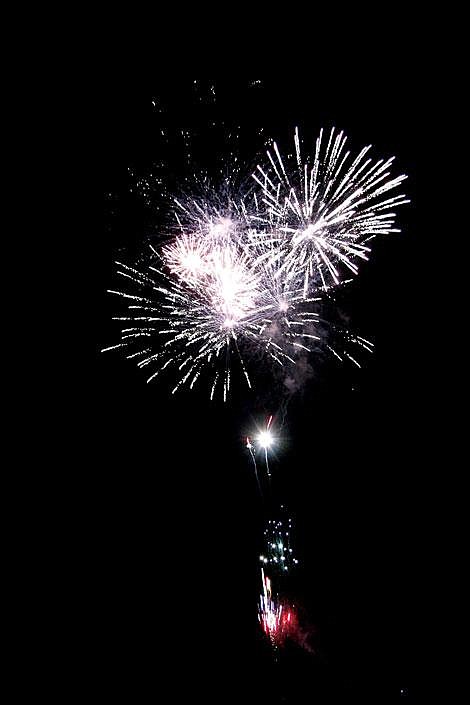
[[257, 430, 273, 449]]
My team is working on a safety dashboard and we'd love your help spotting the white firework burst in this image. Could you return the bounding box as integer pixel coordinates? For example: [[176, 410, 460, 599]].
[[101, 125, 409, 399], [252, 126, 409, 293], [102, 202, 342, 401]]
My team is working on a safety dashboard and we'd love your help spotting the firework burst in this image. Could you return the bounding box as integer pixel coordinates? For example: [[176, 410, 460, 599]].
[[252, 127, 409, 293], [101, 126, 405, 399], [102, 213, 350, 400]]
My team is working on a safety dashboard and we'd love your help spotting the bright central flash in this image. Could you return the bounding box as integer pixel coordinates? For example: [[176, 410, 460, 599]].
[[183, 252, 203, 273], [293, 221, 325, 245], [257, 430, 273, 449]]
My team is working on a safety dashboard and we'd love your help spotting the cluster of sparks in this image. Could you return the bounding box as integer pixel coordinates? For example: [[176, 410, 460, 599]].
[[258, 567, 296, 646], [103, 128, 407, 399], [259, 516, 298, 573], [257, 499, 299, 647]]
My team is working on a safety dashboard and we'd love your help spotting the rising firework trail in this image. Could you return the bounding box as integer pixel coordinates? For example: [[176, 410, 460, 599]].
[[246, 436, 262, 497]]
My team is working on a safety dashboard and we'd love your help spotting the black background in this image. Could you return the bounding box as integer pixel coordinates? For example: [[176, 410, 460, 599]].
[[81, 77, 435, 702]]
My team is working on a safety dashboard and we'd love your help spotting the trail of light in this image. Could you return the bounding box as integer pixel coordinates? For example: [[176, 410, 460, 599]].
[[246, 436, 262, 497]]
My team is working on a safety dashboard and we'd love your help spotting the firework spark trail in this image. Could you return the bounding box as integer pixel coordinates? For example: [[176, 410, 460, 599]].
[[264, 448, 271, 479], [246, 436, 262, 497], [259, 568, 280, 640], [258, 568, 296, 648]]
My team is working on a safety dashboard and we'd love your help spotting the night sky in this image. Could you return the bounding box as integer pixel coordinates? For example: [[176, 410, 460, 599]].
[[87, 78, 429, 702]]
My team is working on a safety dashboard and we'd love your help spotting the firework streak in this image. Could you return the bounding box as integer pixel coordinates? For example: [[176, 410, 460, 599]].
[[258, 568, 296, 647]]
